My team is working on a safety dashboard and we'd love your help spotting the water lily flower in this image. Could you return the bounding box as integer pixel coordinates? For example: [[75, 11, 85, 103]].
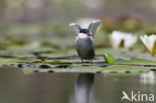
[[140, 35, 156, 56], [110, 31, 137, 49]]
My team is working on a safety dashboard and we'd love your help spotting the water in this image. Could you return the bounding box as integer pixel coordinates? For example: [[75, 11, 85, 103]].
[[0, 68, 155, 103]]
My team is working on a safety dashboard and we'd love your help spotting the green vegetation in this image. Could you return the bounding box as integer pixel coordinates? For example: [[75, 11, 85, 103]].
[[0, 19, 156, 76]]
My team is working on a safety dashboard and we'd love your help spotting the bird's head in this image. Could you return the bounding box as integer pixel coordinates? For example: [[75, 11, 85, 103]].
[[80, 29, 93, 37], [69, 19, 101, 37]]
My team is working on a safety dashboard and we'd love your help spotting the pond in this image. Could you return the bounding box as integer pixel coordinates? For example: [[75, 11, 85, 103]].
[[0, 0, 156, 103], [0, 68, 155, 103]]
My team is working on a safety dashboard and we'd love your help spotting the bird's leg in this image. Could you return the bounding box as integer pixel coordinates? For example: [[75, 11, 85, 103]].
[[90, 60, 93, 65], [81, 59, 83, 64]]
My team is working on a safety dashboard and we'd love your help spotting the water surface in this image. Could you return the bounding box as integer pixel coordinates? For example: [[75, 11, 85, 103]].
[[0, 68, 155, 103]]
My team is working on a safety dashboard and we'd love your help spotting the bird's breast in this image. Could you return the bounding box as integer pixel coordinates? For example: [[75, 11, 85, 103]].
[[75, 37, 95, 59], [75, 37, 94, 48]]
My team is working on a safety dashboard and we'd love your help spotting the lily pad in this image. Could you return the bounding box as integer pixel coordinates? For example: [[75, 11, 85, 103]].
[[104, 53, 115, 64], [113, 58, 156, 66], [102, 65, 149, 72], [101, 65, 150, 76], [23, 66, 102, 73]]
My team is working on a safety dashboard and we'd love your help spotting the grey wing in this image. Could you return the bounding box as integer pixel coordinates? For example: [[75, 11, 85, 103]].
[[69, 23, 81, 34], [88, 19, 101, 36]]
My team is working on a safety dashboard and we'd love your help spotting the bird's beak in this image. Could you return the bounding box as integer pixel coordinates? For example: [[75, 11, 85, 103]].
[[87, 33, 93, 37]]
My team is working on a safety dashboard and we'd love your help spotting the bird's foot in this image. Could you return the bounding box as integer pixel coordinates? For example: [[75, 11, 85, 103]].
[[81, 59, 83, 64], [90, 60, 93, 65]]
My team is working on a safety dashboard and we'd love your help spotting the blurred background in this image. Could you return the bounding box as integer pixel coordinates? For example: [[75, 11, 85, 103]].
[[0, 0, 156, 50], [0, 0, 156, 22]]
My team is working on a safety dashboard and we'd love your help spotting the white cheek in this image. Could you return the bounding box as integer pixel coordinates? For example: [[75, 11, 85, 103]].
[[78, 33, 88, 38]]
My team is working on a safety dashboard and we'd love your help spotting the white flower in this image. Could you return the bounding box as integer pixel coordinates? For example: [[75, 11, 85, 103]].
[[110, 31, 137, 49], [140, 34, 156, 56]]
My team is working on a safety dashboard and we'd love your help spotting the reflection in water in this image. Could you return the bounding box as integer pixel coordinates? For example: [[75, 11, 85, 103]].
[[140, 71, 156, 93], [140, 71, 156, 85], [75, 73, 95, 103], [0, 69, 156, 103]]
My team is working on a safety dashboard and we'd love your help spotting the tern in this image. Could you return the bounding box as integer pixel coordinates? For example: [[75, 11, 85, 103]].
[[69, 19, 101, 64]]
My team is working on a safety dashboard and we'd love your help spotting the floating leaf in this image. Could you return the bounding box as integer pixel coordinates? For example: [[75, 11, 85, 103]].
[[113, 58, 156, 66], [23, 66, 102, 73], [104, 53, 115, 64], [101, 65, 150, 76]]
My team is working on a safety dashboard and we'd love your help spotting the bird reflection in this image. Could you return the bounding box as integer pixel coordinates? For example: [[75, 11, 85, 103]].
[[140, 71, 156, 85], [75, 73, 95, 103]]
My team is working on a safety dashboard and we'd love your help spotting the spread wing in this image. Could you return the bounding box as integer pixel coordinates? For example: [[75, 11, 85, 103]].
[[88, 19, 101, 36], [69, 23, 81, 34]]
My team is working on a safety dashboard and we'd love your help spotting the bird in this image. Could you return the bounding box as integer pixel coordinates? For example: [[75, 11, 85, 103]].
[[69, 19, 101, 64]]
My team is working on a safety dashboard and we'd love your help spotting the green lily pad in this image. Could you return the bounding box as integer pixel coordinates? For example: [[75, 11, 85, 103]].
[[23, 66, 102, 73], [101, 65, 150, 76], [102, 65, 149, 72], [104, 53, 115, 64], [113, 58, 156, 65]]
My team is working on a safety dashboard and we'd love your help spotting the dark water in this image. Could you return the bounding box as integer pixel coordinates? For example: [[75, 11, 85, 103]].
[[0, 68, 155, 103]]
